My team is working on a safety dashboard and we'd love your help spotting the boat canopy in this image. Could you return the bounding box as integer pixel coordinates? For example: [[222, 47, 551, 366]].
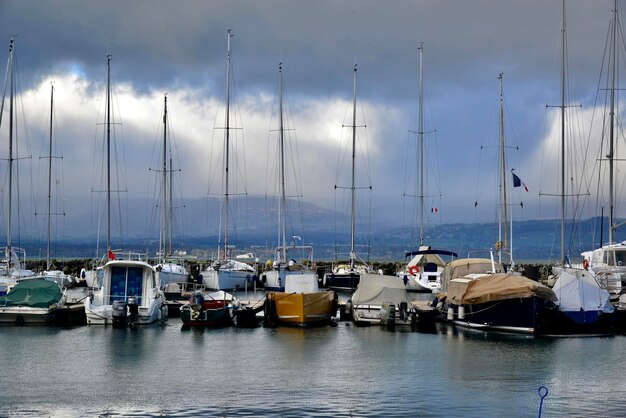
[[447, 274, 557, 305], [0, 279, 62, 308], [351, 273, 411, 307], [405, 249, 457, 259], [440, 258, 502, 292], [552, 270, 614, 314]]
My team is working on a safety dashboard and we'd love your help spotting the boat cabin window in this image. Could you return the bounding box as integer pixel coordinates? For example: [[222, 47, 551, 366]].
[[615, 250, 626, 267], [110, 266, 145, 304], [604, 251, 614, 266]]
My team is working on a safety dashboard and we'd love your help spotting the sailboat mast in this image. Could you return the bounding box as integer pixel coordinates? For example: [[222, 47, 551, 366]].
[[169, 153, 173, 256], [418, 44, 425, 246], [106, 54, 112, 256], [7, 38, 14, 261], [350, 64, 357, 270], [560, 0, 566, 263], [47, 84, 54, 270], [278, 63, 287, 263], [162, 94, 168, 260], [609, 0, 617, 244], [498, 73, 509, 264], [223, 30, 232, 260]]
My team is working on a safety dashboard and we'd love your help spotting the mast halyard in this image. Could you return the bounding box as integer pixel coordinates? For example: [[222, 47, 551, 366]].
[[418, 44, 425, 247], [498, 73, 510, 265], [350, 64, 357, 270], [106, 54, 112, 258], [7, 38, 14, 263], [609, 0, 617, 244], [47, 84, 54, 270], [223, 29, 233, 261], [278, 63, 287, 263], [560, 0, 566, 264], [162, 94, 168, 261]]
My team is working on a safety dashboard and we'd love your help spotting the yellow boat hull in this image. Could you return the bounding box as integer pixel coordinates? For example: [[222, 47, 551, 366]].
[[266, 291, 336, 327]]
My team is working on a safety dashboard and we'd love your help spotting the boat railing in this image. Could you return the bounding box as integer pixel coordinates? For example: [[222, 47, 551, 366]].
[[111, 250, 149, 262], [594, 271, 624, 296]]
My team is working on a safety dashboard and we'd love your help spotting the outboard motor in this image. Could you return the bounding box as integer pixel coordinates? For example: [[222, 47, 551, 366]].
[[399, 301, 408, 321], [112, 300, 128, 328], [127, 296, 139, 326], [193, 290, 204, 306]]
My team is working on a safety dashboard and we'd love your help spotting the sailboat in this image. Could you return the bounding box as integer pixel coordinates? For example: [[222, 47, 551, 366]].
[[322, 64, 374, 292], [33, 83, 78, 288], [396, 44, 457, 293], [263, 63, 337, 327], [200, 30, 256, 292], [0, 38, 35, 295], [575, 0, 625, 300], [84, 55, 166, 327], [446, 74, 556, 334], [153, 94, 190, 288], [548, 0, 617, 334]]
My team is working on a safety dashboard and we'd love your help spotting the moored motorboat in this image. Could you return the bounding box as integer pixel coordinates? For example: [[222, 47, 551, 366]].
[[349, 273, 419, 327], [0, 278, 66, 325], [180, 290, 237, 328], [85, 258, 167, 327], [446, 273, 557, 334], [397, 247, 457, 292]]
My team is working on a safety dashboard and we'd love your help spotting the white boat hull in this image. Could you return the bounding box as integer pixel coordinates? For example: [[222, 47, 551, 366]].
[[0, 306, 53, 324], [202, 269, 254, 291]]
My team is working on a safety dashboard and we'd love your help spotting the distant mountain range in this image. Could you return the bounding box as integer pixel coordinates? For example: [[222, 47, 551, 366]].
[[2, 195, 623, 262]]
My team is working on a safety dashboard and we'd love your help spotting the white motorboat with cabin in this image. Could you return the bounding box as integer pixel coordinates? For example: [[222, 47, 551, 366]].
[[83, 56, 166, 326]]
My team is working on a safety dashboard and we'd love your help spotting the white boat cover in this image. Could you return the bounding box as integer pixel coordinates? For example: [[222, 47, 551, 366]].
[[448, 274, 557, 305], [552, 270, 614, 313], [351, 274, 411, 307]]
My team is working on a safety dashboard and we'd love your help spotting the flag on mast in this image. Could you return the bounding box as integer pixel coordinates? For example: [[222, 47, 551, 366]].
[[512, 170, 528, 192]]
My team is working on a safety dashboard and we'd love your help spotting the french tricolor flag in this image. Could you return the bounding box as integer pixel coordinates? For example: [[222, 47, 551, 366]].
[[512, 170, 528, 192], [431, 207, 438, 213]]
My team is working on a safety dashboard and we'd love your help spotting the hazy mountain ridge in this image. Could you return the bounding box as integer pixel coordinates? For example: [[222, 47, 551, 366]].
[[4, 194, 622, 262]]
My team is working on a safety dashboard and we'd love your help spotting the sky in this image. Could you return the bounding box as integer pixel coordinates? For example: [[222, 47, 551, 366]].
[[0, 0, 624, 234]]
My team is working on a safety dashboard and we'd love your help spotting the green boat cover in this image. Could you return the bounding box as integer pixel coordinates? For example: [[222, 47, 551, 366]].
[[0, 279, 62, 308]]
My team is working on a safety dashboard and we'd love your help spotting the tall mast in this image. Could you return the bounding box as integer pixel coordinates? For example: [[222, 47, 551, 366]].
[[7, 38, 14, 262], [106, 54, 112, 257], [162, 94, 168, 260], [350, 64, 357, 269], [223, 29, 233, 260], [169, 152, 173, 256], [418, 44, 424, 246], [498, 73, 509, 265], [560, 0, 566, 263], [47, 84, 54, 270], [278, 63, 287, 262], [609, 0, 617, 244]]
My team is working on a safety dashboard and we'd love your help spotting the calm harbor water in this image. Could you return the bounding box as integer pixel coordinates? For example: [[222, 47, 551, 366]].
[[1, 292, 625, 417]]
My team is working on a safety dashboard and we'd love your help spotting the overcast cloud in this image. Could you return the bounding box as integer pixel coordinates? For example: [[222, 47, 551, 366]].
[[0, 0, 623, 235]]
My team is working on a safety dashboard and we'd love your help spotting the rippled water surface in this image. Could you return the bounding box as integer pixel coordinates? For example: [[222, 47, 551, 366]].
[[1, 294, 625, 417]]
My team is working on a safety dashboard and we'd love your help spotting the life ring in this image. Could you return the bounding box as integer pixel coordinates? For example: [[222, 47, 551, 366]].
[[583, 259, 589, 270], [409, 266, 420, 276]]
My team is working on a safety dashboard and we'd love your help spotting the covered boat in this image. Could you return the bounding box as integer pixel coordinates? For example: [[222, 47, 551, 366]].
[[397, 247, 457, 292], [447, 273, 557, 334], [0, 278, 65, 324], [543, 269, 616, 334], [350, 273, 418, 326]]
